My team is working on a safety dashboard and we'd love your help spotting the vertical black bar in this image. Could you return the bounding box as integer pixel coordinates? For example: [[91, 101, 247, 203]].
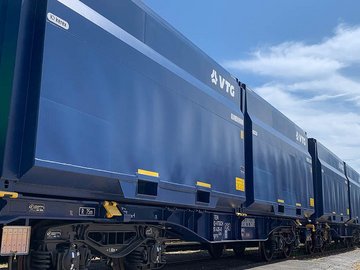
[[0, 0, 48, 180], [0, 0, 23, 177], [243, 84, 254, 207], [18, 0, 48, 176], [308, 138, 323, 219], [344, 163, 352, 221]]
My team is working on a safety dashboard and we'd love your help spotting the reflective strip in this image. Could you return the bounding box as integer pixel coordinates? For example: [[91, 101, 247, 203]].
[[277, 199, 284, 204], [296, 203, 302, 207], [309, 198, 314, 207], [138, 169, 159, 178], [196, 181, 211, 188], [236, 177, 245, 191]]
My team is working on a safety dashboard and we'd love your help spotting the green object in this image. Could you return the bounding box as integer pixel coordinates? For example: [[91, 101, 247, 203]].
[[0, 0, 22, 175]]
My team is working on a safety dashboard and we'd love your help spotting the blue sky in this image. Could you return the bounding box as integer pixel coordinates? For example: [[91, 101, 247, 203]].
[[144, 0, 360, 171]]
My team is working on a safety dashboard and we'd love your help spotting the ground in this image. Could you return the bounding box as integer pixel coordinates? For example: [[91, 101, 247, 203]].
[[252, 249, 360, 270], [165, 248, 360, 270], [2, 248, 360, 269]]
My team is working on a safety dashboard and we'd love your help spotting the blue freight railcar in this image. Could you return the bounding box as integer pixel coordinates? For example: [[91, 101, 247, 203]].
[[244, 88, 314, 219], [0, 0, 359, 269], [308, 139, 350, 224], [1, 0, 245, 210], [346, 164, 360, 225], [0, 0, 249, 268]]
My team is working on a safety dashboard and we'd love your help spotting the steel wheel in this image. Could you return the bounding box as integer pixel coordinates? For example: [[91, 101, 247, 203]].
[[282, 244, 293, 258], [344, 238, 351, 248], [305, 240, 315, 254], [315, 234, 325, 253], [208, 244, 224, 259], [112, 258, 126, 270], [260, 240, 274, 262]]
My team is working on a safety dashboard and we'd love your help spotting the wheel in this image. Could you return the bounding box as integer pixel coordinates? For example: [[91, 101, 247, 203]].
[[350, 238, 354, 247], [305, 240, 314, 254], [208, 244, 224, 259], [259, 240, 274, 262], [233, 246, 246, 257], [112, 258, 126, 270], [318, 242, 325, 253], [314, 233, 325, 253], [282, 244, 293, 258], [344, 238, 351, 248]]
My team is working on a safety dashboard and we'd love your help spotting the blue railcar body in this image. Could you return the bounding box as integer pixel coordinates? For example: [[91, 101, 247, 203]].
[[309, 139, 350, 223], [1, 0, 245, 212], [243, 88, 314, 219], [346, 164, 360, 224]]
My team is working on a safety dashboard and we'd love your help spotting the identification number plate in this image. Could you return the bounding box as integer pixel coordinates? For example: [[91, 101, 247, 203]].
[[241, 218, 255, 228], [79, 207, 96, 217]]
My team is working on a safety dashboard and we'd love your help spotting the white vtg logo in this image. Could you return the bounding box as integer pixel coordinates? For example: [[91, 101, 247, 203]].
[[296, 131, 307, 146], [211, 69, 235, 98]]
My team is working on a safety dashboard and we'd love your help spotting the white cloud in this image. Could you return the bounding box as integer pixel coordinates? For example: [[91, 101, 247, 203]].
[[225, 24, 360, 171]]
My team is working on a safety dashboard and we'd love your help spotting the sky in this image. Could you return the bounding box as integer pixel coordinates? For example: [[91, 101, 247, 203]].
[[144, 0, 360, 172]]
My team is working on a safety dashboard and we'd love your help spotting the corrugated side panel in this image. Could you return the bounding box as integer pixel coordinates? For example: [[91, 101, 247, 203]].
[[346, 164, 360, 224], [316, 141, 349, 223], [245, 89, 314, 218], [17, 0, 245, 209]]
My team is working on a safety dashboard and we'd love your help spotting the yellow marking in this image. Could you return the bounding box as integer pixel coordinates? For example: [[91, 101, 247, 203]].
[[309, 198, 314, 207], [240, 130, 244, 140], [236, 177, 245, 191], [296, 203, 302, 207], [137, 169, 159, 178], [347, 208, 350, 215], [236, 212, 247, 217], [196, 181, 212, 188], [0, 191, 19, 199], [306, 224, 316, 232], [277, 199, 285, 204], [103, 201, 122, 219]]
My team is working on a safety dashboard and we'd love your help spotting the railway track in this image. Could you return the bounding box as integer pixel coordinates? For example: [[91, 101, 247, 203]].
[[164, 243, 357, 270], [0, 243, 355, 269]]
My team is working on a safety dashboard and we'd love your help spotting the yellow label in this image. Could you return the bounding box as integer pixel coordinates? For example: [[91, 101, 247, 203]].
[[196, 181, 212, 188], [236, 177, 245, 191], [137, 169, 159, 178], [310, 198, 314, 207], [240, 130, 244, 140], [296, 203, 302, 207], [347, 208, 350, 215], [277, 199, 285, 204]]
